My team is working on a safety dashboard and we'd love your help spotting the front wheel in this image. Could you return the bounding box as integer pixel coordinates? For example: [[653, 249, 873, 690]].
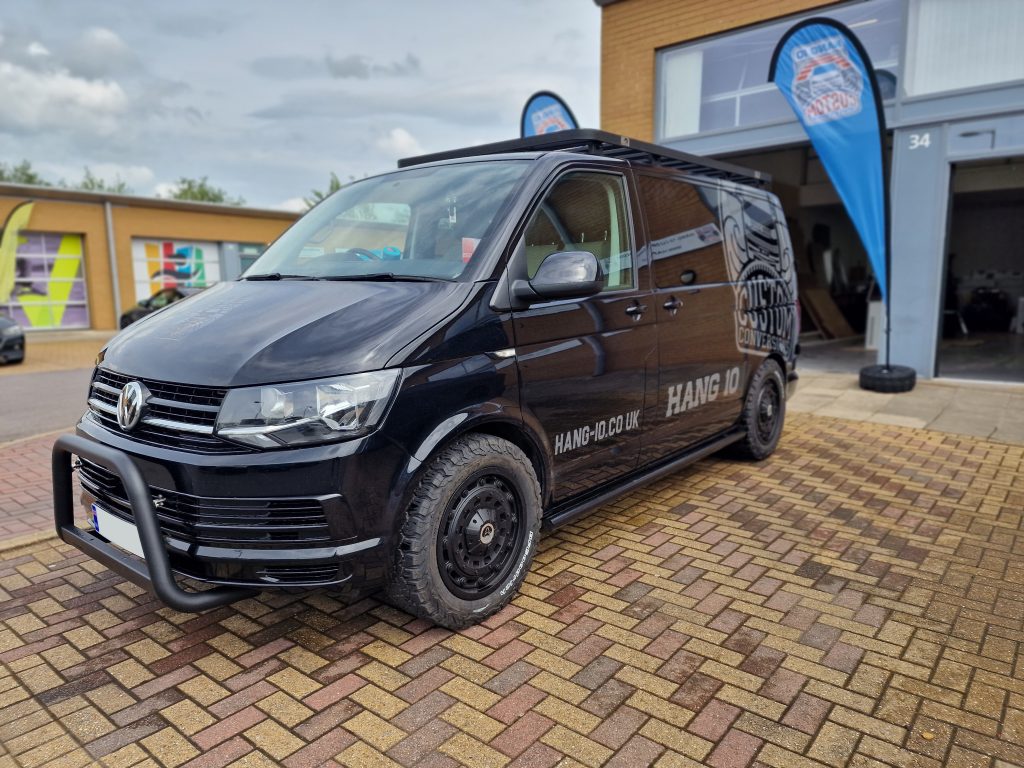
[[386, 434, 541, 629], [732, 359, 786, 460]]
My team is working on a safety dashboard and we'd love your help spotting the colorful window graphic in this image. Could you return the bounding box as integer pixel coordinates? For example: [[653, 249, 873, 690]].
[[0, 231, 89, 330], [131, 239, 222, 303]]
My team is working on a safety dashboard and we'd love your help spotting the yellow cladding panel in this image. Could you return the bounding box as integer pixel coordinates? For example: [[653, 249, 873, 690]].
[[0, 196, 295, 330], [600, 0, 831, 140]]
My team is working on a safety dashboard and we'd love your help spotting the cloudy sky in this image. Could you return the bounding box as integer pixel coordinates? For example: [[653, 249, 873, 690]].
[[0, 0, 601, 210]]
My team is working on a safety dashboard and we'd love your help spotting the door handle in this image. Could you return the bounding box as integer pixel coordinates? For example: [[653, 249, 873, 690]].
[[680, 270, 697, 285], [624, 302, 646, 318], [663, 296, 682, 313]]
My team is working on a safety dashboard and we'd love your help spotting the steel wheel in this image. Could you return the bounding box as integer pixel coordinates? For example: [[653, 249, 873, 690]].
[[436, 472, 524, 601]]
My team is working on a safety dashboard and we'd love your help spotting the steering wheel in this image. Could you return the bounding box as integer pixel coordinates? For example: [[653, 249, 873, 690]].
[[344, 247, 381, 261]]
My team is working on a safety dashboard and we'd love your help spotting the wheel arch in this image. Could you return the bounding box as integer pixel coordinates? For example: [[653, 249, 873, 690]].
[[390, 411, 552, 528]]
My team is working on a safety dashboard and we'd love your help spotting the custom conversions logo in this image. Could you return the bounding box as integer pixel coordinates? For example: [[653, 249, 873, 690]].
[[791, 36, 863, 125]]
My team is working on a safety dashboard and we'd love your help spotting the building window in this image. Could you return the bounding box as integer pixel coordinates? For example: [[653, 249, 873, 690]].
[[905, 0, 1024, 97], [657, 0, 904, 140], [2, 232, 89, 329], [238, 243, 266, 274], [131, 238, 223, 304]]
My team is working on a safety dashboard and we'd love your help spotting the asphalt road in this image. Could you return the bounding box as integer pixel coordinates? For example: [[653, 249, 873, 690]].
[[0, 367, 93, 443]]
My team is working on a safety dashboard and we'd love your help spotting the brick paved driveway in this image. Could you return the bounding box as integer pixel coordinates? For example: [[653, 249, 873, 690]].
[[0, 413, 1022, 768]]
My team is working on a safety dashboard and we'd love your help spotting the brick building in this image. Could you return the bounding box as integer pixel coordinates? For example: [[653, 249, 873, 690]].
[[596, 0, 1024, 382], [0, 185, 298, 332]]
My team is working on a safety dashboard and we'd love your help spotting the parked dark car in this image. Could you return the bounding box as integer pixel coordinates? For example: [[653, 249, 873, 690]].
[[54, 130, 799, 628], [119, 287, 187, 329], [0, 314, 25, 364]]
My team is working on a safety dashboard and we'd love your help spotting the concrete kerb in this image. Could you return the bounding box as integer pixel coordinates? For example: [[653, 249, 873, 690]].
[[0, 529, 57, 554], [0, 427, 67, 451]]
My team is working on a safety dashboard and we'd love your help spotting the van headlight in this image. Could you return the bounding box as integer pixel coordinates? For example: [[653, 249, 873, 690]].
[[215, 370, 401, 448]]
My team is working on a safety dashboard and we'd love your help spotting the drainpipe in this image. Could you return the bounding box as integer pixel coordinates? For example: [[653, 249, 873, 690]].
[[103, 200, 122, 322]]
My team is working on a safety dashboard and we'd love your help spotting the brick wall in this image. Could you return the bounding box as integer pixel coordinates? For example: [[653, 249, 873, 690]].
[[600, 0, 833, 140]]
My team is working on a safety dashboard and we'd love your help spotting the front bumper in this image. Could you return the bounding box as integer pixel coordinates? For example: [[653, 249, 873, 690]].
[[54, 434, 257, 611], [53, 419, 405, 612], [0, 332, 24, 362]]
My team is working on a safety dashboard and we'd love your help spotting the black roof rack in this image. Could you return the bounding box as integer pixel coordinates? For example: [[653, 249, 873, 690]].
[[397, 128, 770, 188]]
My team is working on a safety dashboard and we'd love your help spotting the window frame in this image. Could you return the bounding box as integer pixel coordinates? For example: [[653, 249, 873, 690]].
[[514, 166, 641, 298], [654, 0, 906, 142]]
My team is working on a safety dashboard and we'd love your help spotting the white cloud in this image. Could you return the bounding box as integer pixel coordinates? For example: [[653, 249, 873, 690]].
[[0, 61, 127, 135], [153, 181, 179, 198], [375, 128, 425, 158], [26, 42, 50, 57], [277, 196, 309, 213], [65, 27, 138, 78]]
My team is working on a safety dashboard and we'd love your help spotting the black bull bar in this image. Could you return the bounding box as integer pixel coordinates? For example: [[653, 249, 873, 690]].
[[52, 433, 257, 612]]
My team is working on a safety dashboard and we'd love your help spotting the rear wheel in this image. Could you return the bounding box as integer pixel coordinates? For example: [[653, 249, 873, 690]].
[[732, 359, 786, 460], [387, 434, 541, 629]]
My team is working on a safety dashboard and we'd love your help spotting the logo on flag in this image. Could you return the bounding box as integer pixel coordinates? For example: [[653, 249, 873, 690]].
[[531, 104, 573, 134], [791, 36, 863, 124], [520, 91, 578, 138]]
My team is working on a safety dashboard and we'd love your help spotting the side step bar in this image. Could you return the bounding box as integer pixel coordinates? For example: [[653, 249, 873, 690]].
[[52, 433, 257, 612], [544, 429, 744, 530]]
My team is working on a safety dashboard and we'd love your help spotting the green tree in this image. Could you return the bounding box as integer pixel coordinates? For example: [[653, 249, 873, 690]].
[[165, 176, 245, 206], [0, 160, 51, 186], [76, 167, 132, 194], [304, 171, 344, 209]]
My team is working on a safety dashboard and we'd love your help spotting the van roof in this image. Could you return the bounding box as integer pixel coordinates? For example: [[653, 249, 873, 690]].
[[397, 128, 770, 189]]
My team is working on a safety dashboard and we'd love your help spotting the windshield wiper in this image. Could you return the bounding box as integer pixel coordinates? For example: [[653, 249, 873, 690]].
[[317, 273, 446, 282], [241, 273, 317, 281]]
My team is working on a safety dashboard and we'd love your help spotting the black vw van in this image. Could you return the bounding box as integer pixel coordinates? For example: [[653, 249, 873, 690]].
[[53, 130, 798, 628]]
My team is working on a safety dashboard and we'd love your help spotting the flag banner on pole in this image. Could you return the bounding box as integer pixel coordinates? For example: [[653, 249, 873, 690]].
[[520, 91, 578, 138], [769, 19, 889, 304]]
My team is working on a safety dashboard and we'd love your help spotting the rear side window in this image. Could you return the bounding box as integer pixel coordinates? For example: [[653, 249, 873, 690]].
[[637, 174, 727, 287], [524, 172, 634, 292]]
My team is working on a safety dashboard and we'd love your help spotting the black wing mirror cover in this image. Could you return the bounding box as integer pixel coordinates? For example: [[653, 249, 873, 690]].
[[512, 250, 604, 304]]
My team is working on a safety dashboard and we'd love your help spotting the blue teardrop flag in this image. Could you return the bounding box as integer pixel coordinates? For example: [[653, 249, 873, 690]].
[[769, 19, 889, 305], [521, 91, 578, 138]]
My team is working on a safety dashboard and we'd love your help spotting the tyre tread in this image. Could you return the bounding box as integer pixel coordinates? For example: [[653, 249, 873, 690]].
[[386, 434, 540, 629], [731, 359, 786, 461]]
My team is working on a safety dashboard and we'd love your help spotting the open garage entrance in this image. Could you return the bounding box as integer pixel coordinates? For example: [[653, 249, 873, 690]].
[[938, 156, 1024, 382], [725, 141, 891, 373]]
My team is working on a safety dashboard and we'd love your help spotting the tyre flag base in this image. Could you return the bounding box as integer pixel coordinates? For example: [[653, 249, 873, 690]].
[[859, 364, 916, 393]]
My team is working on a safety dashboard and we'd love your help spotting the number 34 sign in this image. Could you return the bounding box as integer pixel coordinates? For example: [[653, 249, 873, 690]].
[[908, 132, 931, 149]]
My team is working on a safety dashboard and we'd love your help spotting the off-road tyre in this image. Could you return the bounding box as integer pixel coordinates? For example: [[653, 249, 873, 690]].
[[859, 364, 916, 393], [732, 359, 786, 460], [386, 434, 542, 629]]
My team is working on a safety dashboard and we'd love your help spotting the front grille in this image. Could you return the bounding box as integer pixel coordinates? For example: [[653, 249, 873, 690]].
[[255, 564, 342, 584], [79, 459, 333, 548], [88, 368, 248, 454]]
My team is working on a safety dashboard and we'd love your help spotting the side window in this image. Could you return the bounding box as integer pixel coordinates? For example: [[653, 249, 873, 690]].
[[637, 174, 728, 287], [524, 172, 634, 292]]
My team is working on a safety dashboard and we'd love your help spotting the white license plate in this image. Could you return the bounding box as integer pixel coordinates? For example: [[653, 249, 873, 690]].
[[91, 503, 145, 559]]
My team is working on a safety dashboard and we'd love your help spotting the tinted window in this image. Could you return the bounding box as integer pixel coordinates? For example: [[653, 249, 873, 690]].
[[524, 172, 634, 292], [638, 175, 727, 287]]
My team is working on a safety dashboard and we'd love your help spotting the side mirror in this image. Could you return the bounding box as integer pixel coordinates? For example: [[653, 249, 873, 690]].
[[512, 250, 604, 304]]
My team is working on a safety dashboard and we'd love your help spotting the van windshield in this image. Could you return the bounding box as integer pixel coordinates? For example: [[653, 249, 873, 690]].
[[246, 160, 530, 281]]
